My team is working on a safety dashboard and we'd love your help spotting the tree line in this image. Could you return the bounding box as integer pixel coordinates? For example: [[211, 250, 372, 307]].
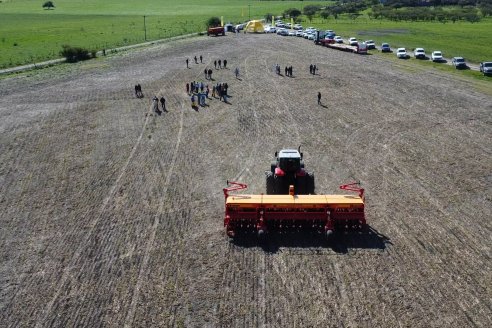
[[273, 0, 491, 23]]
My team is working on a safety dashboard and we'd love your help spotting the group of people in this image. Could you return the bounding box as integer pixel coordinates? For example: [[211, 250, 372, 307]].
[[285, 66, 293, 77], [274, 64, 293, 77], [214, 59, 227, 69], [212, 83, 229, 102], [152, 96, 166, 114], [186, 55, 203, 68], [204, 68, 214, 80], [309, 64, 318, 75], [187, 81, 207, 95]]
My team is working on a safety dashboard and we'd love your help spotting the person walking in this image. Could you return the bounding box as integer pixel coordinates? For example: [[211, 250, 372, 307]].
[[204, 68, 208, 80], [285, 66, 288, 76], [186, 58, 189, 68], [160, 96, 166, 111], [190, 81, 195, 93], [234, 67, 239, 79], [317, 92, 321, 105], [289, 66, 293, 77], [218, 59, 222, 69], [191, 94, 196, 108], [200, 55, 203, 63], [313, 64, 317, 75], [309, 64, 313, 75], [214, 60, 217, 69], [194, 56, 198, 64], [212, 85, 216, 98], [208, 68, 213, 80], [186, 83, 190, 94], [153, 96, 160, 114], [223, 59, 227, 69]]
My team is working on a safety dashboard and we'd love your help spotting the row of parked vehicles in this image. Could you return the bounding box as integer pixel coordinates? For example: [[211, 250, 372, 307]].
[[263, 21, 491, 75]]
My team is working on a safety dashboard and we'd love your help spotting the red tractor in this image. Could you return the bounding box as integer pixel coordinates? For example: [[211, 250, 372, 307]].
[[266, 148, 315, 195]]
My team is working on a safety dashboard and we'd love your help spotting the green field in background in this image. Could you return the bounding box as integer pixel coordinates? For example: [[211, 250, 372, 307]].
[[0, 0, 491, 68]]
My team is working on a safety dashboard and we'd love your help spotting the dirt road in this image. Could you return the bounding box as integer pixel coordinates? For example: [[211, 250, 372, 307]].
[[1, 34, 491, 327]]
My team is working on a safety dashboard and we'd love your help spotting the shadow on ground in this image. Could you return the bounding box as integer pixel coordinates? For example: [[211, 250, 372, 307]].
[[230, 225, 391, 254]]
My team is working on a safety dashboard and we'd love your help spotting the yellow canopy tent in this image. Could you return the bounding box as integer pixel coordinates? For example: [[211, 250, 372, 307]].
[[244, 20, 265, 33]]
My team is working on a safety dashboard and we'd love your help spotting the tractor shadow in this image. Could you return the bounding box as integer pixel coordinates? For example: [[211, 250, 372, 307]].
[[230, 225, 391, 254]]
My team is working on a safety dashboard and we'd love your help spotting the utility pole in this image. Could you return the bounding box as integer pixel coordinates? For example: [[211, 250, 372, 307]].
[[143, 15, 147, 41], [248, 4, 251, 21]]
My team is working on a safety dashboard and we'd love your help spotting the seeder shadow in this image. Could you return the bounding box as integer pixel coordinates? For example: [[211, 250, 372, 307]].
[[230, 225, 391, 254]]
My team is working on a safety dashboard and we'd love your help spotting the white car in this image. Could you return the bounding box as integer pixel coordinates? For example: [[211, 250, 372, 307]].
[[296, 30, 304, 37], [349, 37, 358, 46], [414, 48, 426, 59], [397, 48, 407, 59], [334, 36, 343, 43], [288, 30, 296, 36], [431, 51, 443, 62], [308, 33, 315, 40]]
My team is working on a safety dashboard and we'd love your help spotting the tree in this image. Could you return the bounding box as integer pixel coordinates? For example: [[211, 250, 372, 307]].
[[42, 1, 55, 9], [306, 12, 315, 23], [320, 10, 331, 20], [283, 8, 302, 19], [264, 13, 275, 24], [206, 17, 221, 28]]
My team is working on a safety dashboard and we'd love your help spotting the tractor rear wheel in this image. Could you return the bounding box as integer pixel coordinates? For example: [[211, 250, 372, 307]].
[[273, 175, 283, 194], [266, 172, 274, 194], [307, 173, 315, 194], [295, 175, 307, 195]]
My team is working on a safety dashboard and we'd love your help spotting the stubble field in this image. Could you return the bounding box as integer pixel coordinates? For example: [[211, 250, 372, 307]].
[[0, 33, 491, 327]]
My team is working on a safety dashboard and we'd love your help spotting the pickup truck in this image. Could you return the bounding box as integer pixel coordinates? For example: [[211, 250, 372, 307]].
[[207, 26, 225, 36]]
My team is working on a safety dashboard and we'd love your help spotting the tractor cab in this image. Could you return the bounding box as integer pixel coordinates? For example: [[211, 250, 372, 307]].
[[276, 149, 302, 173]]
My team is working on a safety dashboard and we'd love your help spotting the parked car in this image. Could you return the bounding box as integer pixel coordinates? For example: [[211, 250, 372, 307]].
[[381, 43, 391, 53], [365, 40, 376, 50], [278, 28, 289, 36], [451, 57, 467, 69], [431, 51, 443, 62], [296, 30, 304, 37], [334, 36, 343, 43], [397, 48, 407, 59], [479, 62, 492, 75], [288, 30, 296, 36], [308, 33, 316, 41], [414, 48, 426, 59], [349, 37, 358, 46]]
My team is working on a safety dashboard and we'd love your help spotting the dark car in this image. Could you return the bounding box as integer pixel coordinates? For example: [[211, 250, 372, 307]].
[[381, 43, 391, 53], [451, 57, 467, 69], [479, 62, 492, 76]]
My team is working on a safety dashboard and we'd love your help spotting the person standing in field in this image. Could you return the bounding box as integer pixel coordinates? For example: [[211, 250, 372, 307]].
[[223, 59, 227, 69], [186, 83, 190, 94], [160, 96, 166, 111], [218, 59, 222, 69], [214, 60, 217, 69], [234, 67, 239, 79], [200, 55, 203, 63], [186, 58, 189, 68], [317, 92, 321, 105], [208, 68, 213, 80]]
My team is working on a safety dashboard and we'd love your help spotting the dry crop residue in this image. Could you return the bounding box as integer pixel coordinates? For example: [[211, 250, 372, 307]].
[[0, 34, 491, 328]]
